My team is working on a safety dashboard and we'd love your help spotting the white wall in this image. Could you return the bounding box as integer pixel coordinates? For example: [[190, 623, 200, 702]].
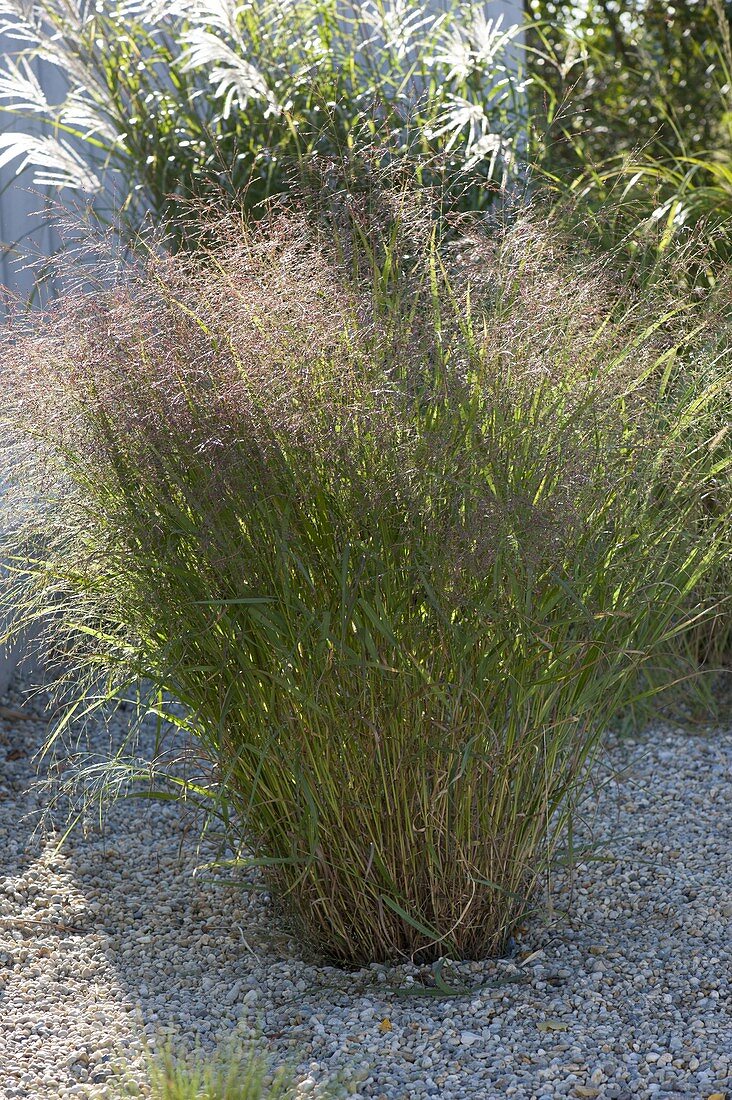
[[0, 38, 68, 690], [0, 40, 66, 308], [0, 612, 23, 695]]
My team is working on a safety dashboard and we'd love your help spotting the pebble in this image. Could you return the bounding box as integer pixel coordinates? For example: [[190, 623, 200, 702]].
[[0, 678, 730, 1099]]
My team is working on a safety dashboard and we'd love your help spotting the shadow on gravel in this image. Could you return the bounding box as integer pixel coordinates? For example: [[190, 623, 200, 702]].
[[0, 687, 56, 894]]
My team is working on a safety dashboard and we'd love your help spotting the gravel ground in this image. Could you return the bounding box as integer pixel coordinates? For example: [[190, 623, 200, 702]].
[[0, 678, 730, 1100]]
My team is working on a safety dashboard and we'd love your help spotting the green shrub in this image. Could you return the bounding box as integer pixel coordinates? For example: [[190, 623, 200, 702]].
[[530, 0, 729, 162], [532, 0, 732, 261], [1, 196, 729, 964], [612, 1, 732, 261]]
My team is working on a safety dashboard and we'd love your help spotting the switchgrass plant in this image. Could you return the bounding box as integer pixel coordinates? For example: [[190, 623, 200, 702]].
[[1, 194, 730, 965]]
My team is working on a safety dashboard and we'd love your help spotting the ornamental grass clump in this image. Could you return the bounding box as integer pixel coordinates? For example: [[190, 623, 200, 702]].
[[1, 198, 729, 965]]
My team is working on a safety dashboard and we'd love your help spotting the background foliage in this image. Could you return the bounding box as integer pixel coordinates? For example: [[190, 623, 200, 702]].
[[532, 0, 731, 162], [0, 0, 528, 243], [531, 0, 732, 253]]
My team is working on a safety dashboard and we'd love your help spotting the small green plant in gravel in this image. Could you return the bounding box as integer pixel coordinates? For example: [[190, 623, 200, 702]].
[[118, 1041, 343, 1099], [1, 192, 730, 965]]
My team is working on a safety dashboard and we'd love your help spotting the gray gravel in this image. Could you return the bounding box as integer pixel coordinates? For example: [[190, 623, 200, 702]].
[[0, 679, 730, 1100]]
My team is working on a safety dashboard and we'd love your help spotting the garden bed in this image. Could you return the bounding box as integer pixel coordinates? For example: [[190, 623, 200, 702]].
[[0, 678, 729, 1100]]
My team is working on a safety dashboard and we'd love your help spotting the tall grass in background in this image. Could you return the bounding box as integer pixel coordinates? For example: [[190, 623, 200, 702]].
[[0, 0, 529, 243], [1, 190, 730, 964], [3, 0, 732, 263]]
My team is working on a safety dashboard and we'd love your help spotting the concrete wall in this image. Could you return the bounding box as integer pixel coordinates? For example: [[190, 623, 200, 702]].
[[0, 43, 66, 307], [0, 623, 23, 695], [0, 41, 67, 691], [0, 659, 13, 696]]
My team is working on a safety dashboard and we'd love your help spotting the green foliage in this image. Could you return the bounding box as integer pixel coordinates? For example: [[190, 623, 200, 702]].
[[0, 0, 528, 241], [531, 0, 730, 166], [531, 0, 732, 255], [1, 194, 730, 964], [609, 4, 732, 258], [144, 1048, 297, 1099], [118, 1040, 341, 1099]]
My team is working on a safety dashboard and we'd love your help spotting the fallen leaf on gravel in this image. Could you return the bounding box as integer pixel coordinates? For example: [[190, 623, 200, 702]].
[[706, 1094, 726, 1099], [379, 1018, 392, 1033], [574, 1089, 600, 1098], [538, 1019, 567, 1033]]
